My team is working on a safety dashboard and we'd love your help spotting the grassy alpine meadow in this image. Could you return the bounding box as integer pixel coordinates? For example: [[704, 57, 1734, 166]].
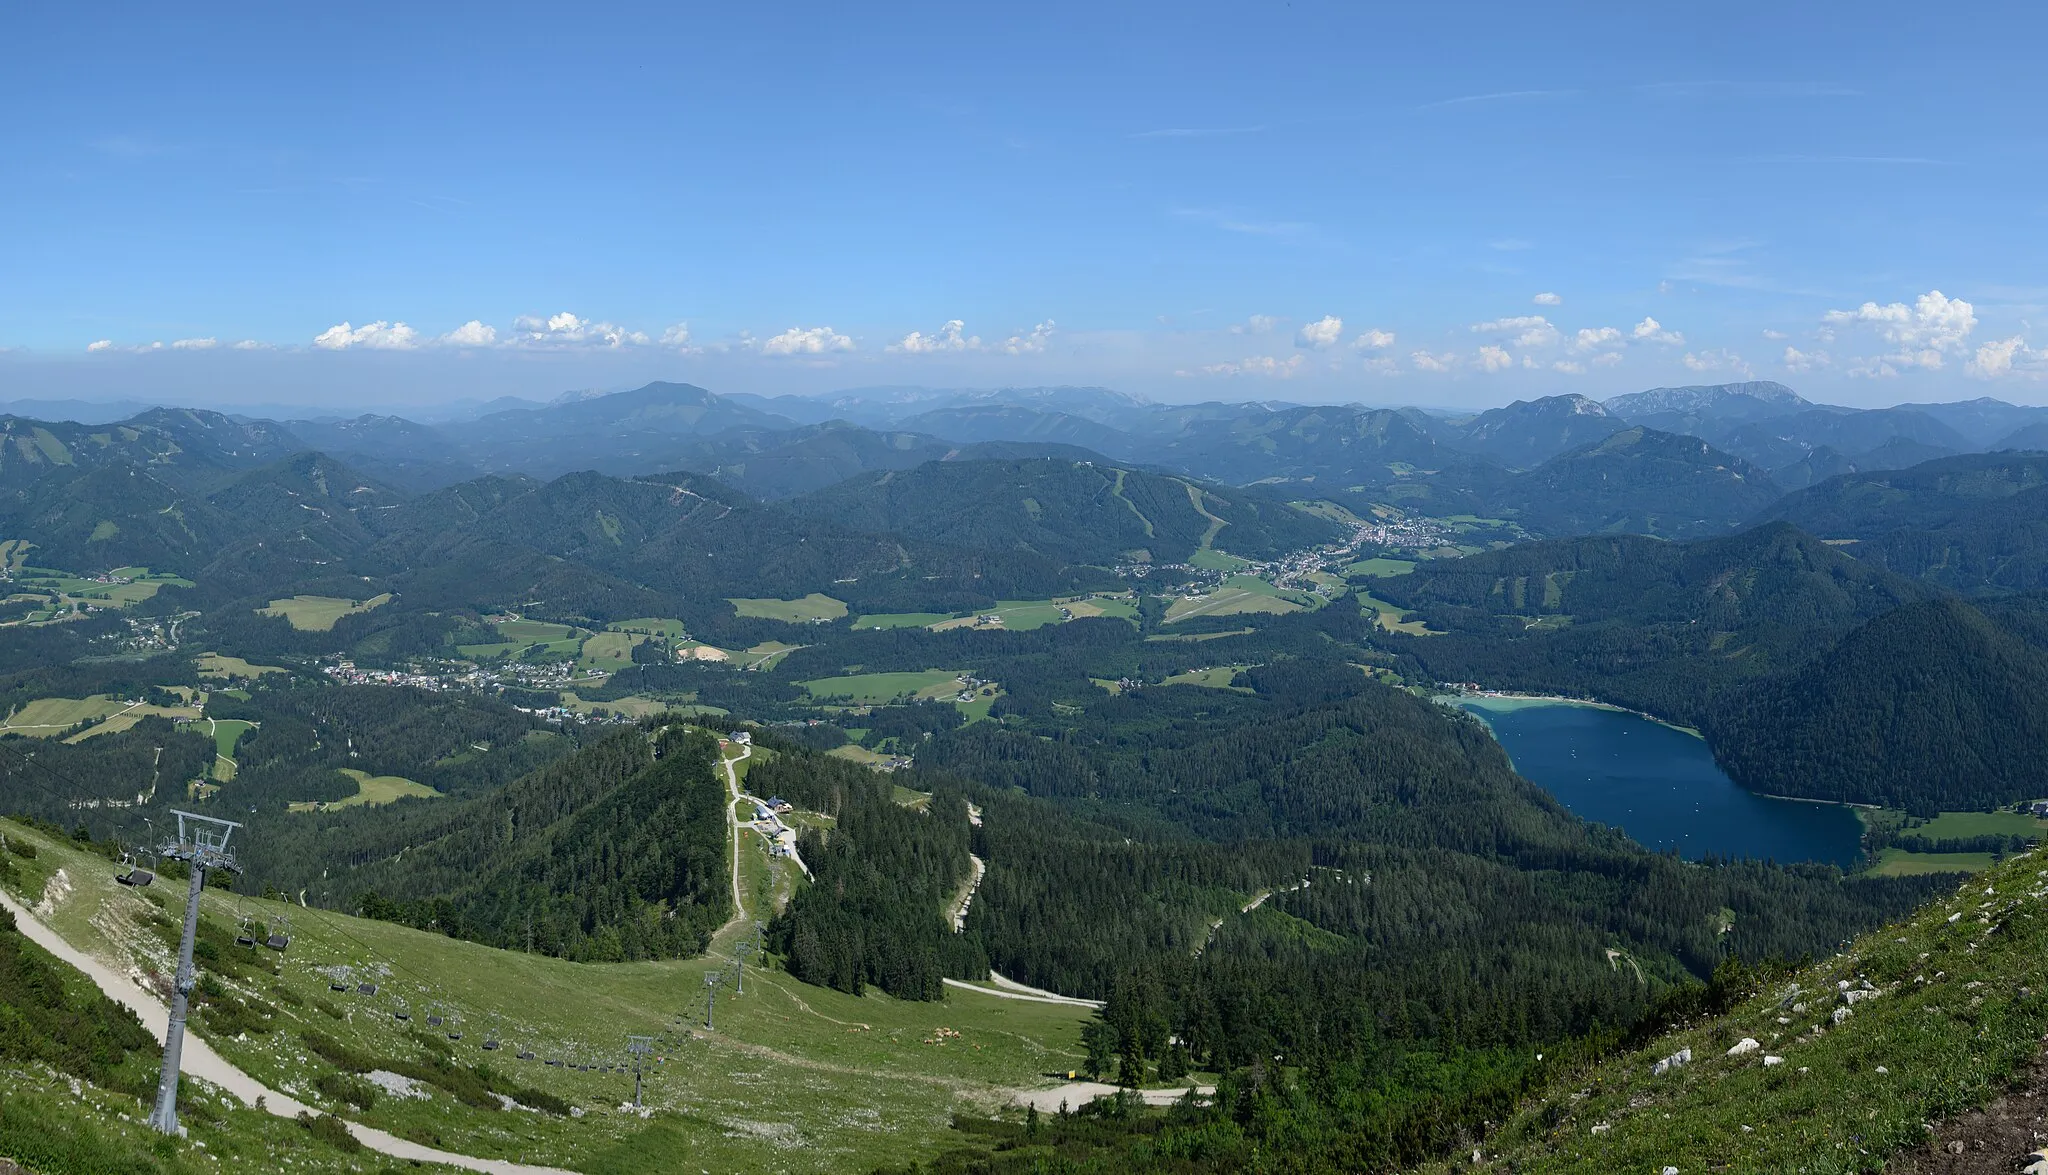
[[851, 612, 955, 631], [287, 769, 442, 812], [1344, 556, 1418, 578], [799, 669, 970, 704], [197, 651, 288, 678], [1163, 577, 1309, 623], [1426, 850, 2048, 1174], [0, 817, 1093, 1175], [257, 593, 394, 631], [576, 631, 643, 671], [727, 594, 849, 623]]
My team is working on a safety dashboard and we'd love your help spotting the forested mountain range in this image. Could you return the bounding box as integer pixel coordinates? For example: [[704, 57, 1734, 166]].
[[784, 457, 1338, 564], [5, 372, 2047, 1174]]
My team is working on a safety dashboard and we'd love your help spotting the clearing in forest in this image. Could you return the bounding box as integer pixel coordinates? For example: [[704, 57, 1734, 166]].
[[800, 669, 968, 704], [257, 593, 393, 631], [288, 768, 440, 812], [728, 594, 848, 623]]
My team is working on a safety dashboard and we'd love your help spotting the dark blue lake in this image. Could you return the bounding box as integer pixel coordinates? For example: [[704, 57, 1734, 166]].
[[1456, 697, 1865, 867]]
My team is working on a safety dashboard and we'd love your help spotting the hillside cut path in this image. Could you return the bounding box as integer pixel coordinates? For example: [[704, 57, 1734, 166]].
[[0, 890, 576, 1175]]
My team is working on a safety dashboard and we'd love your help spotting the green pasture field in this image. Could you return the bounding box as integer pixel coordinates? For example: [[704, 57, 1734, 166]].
[[852, 612, 953, 630], [288, 768, 441, 812], [607, 617, 690, 638], [0, 818, 1095, 1175], [198, 651, 287, 678], [1164, 586, 1303, 623], [800, 670, 966, 704], [577, 631, 644, 670], [496, 619, 580, 642], [1187, 548, 1250, 572], [1344, 557, 1417, 578], [257, 593, 393, 631], [1868, 847, 1997, 876], [1161, 666, 1252, 691], [1910, 810, 2048, 839], [829, 743, 898, 768], [205, 717, 258, 781], [1357, 590, 1435, 635], [727, 593, 848, 622], [732, 641, 802, 671], [1144, 628, 1254, 642], [2, 694, 130, 735]]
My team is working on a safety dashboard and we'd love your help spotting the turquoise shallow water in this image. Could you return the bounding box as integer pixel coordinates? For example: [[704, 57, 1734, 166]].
[[1457, 697, 1865, 867]]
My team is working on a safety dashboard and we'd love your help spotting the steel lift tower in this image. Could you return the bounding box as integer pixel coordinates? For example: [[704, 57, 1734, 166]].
[[147, 809, 243, 1136]]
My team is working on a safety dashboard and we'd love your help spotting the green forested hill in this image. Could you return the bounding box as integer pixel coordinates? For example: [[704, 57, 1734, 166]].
[[0, 462, 231, 573], [1711, 596, 2048, 812], [1489, 427, 1782, 538], [1375, 522, 1930, 721], [284, 723, 730, 962], [785, 457, 1337, 564], [1448, 394, 1628, 469], [1755, 450, 2048, 538]]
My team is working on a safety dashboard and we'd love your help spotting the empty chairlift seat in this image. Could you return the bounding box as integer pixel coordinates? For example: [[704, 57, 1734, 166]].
[[357, 983, 378, 997]]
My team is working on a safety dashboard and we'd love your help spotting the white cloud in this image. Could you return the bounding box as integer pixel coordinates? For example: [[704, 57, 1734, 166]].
[[1476, 344, 1515, 372], [509, 312, 647, 349], [1761, 328, 1788, 340], [1363, 356, 1399, 376], [1196, 354, 1306, 377], [1631, 317, 1684, 345], [1229, 314, 1279, 335], [1681, 348, 1755, 377], [1471, 314, 1560, 348], [657, 323, 698, 351], [1967, 335, 2044, 380], [1352, 328, 1396, 350], [314, 320, 420, 351], [86, 339, 113, 352], [1000, 320, 1056, 355], [1591, 351, 1624, 367], [1572, 326, 1624, 352], [1296, 315, 1344, 350], [1824, 289, 1977, 374], [1552, 359, 1585, 374], [231, 339, 268, 350], [761, 325, 856, 356], [170, 337, 216, 350], [1781, 345, 1830, 372], [439, 320, 498, 347], [1411, 350, 1457, 373], [1532, 292, 1563, 306], [890, 319, 982, 354]]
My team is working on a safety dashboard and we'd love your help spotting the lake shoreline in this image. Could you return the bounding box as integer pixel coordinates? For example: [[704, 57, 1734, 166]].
[[1440, 690, 1705, 740], [1448, 692, 1865, 868]]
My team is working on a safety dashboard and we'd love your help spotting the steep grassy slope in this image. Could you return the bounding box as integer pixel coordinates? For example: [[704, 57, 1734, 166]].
[[1434, 850, 2048, 1174], [0, 813, 1093, 1175]]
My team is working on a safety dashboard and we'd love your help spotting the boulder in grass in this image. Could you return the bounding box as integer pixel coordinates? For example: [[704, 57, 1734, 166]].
[[1651, 1046, 1693, 1076], [1726, 1037, 1760, 1056]]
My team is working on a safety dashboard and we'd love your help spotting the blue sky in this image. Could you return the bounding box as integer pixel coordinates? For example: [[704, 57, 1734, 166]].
[[5, 0, 2047, 410]]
